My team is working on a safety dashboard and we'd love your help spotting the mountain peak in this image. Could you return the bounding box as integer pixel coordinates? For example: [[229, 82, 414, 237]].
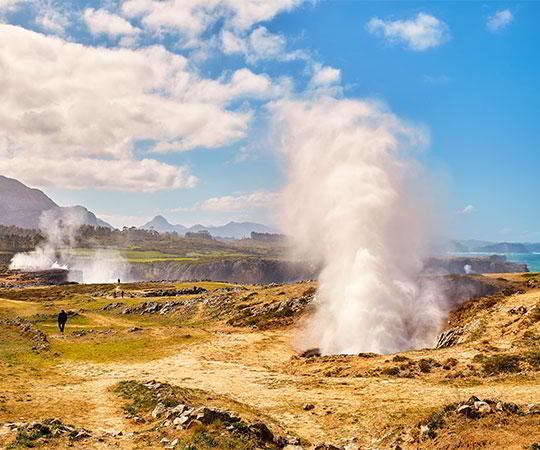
[[0, 175, 112, 230], [140, 215, 275, 238]]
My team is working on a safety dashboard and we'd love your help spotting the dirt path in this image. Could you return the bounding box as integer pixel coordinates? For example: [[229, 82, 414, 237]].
[[50, 329, 540, 445]]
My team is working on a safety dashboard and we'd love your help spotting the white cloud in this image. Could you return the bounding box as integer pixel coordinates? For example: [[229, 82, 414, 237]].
[[0, 24, 287, 191], [35, 2, 70, 35], [197, 191, 279, 212], [0, 157, 196, 192], [366, 13, 450, 51], [487, 9, 513, 33], [222, 26, 304, 63], [459, 205, 476, 215], [36, 9, 69, 34], [310, 64, 341, 86], [121, 0, 306, 38], [84, 8, 140, 37], [0, 0, 24, 13]]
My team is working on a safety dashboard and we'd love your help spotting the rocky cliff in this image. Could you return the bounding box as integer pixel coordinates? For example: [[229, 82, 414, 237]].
[[128, 258, 317, 284], [127, 254, 528, 284]]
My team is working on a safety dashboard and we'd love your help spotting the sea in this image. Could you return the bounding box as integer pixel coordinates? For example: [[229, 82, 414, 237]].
[[454, 252, 540, 273]]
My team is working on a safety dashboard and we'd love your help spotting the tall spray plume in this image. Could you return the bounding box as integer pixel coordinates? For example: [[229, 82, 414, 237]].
[[10, 208, 128, 284], [272, 96, 446, 355]]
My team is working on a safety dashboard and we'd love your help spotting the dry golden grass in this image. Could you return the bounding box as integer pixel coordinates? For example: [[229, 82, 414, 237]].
[[0, 274, 539, 448]]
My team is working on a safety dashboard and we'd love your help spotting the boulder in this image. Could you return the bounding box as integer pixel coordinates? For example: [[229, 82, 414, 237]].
[[151, 402, 167, 418]]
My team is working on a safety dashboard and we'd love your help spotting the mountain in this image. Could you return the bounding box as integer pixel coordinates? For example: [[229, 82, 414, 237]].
[[204, 221, 275, 239], [43, 205, 113, 229], [476, 242, 531, 254], [0, 175, 112, 230], [0, 175, 57, 229], [141, 215, 187, 234], [140, 215, 275, 238]]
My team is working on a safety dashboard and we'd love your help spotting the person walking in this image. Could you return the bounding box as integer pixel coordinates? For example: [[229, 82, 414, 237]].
[[57, 310, 68, 333]]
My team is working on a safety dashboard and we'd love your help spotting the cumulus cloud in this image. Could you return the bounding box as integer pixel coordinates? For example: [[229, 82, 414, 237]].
[[487, 9, 513, 33], [121, 0, 306, 43], [459, 205, 476, 215], [197, 191, 279, 212], [310, 64, 341, 86], [36, 6, 70, 35], [84, 8, 141, 37], [366, 13, 450, 51], [222, 26, 306, 63], [0, 157, 197, 192], [0, 24, 286, 190]]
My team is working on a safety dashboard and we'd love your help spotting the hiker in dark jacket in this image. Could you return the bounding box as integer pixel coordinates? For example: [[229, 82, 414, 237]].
[[58, 310, 68, 333]]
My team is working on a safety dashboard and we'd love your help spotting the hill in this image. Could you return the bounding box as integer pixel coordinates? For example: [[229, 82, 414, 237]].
[[0, 273, 539, 448], [0, 175, 112, 230], [141, 215, 275, 238]]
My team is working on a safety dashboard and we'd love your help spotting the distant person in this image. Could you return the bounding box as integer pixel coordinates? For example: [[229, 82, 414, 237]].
[[121, 291, 124, 298], [118, 278, 121, 284], [58, 310, 68, 333]]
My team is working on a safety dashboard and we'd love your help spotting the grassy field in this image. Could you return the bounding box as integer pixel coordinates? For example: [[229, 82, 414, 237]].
[[66, 247, 270, 266], [0, 274, 539, 449]]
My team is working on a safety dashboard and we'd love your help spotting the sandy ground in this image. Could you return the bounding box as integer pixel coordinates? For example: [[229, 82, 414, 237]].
[[12, 326, 537, 448]]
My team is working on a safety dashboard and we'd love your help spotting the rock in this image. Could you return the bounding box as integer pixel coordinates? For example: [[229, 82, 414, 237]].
[[435, 327, 464, 349], [151, 402, 167, 418], [193, 407, 240, 425], [501, 402, 520, 414], [474, 401, 491, 413], [508, 306, 527, 315], [73, 430, 91, 440], [170, 404, 187, 415], [313, 444, 343, 450], [303, 403, 315, 411], [128, 327, 142, 332], [344, 444, 361, 450], [284, 436, 301, 445], [457, 404, 479, 419], [248, 421, 274, 442], [173, 416, 191, 428], [299, 348, 321, 358], [165, 438, 178, 449], [525, 404, 540, 415]]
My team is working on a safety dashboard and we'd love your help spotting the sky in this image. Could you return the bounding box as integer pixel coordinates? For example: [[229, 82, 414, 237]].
[[0, 0, 538, 241]]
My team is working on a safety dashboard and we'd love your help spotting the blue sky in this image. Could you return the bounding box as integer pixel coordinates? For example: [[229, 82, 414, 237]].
[[0, 1, 538, 241]]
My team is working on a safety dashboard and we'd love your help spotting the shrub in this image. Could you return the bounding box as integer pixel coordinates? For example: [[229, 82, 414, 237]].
[[381, 366, 400, 376], [442, 357, 458, 370], [418, 358, 434, 373], [481, 354, 522, 375], [526, 351, 540, 370]]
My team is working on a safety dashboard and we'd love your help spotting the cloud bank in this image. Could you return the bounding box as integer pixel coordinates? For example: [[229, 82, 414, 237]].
[[0, 24, 286, 191]]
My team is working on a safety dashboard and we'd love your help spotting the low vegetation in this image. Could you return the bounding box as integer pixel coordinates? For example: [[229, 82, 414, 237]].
[[0, 272, 539, 449]]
